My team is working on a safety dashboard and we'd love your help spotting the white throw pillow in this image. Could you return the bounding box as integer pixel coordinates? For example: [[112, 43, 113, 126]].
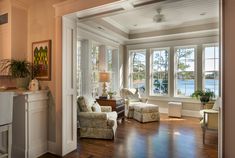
[[212, 97, 221, 111], [92, 102, 101, 112]]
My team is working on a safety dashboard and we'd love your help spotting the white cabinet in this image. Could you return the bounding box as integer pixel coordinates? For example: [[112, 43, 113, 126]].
[[12, 91, 48, 158]]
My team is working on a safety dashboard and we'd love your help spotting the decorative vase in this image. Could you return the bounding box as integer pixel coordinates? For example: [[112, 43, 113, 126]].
[[16, 77, 30, 90], [28, 78, 39, 91], [200, 96, 210, 105]]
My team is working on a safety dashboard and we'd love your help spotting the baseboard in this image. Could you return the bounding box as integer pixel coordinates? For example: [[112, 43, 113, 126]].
[[182, 110, 201, 118], [159, 107, 168, 114], [159, 107, 201, 118]]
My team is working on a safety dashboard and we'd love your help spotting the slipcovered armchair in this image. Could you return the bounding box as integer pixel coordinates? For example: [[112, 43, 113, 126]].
[[120, 88, 160, 123], [120, 88, 148, 118], [77, 96, 117, 139], [200, 97, 221, 144]]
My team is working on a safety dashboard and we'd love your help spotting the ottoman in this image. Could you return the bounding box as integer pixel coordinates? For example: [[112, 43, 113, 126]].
[[168, 102, 182, 118], [133, 103, 160, 123]]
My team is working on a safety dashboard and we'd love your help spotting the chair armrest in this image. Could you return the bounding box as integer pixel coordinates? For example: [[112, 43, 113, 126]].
[[78, 112, 114, 128], [100, 106, 112, 112], [203, 111, 218, 129], [140, 97, 148, 103]]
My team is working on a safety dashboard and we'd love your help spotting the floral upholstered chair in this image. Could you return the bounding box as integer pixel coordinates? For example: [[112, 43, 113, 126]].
[[77, 96, 117, 139], [200, 97, 221, 144], [120, 88, 148, 118], [120, 88, 160, 123]]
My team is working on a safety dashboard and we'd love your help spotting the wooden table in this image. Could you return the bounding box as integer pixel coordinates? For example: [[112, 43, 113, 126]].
[[96, 98, 125, 120]]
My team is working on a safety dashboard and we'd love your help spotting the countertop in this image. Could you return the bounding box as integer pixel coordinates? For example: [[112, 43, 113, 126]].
[[0, 89, 49, 95]]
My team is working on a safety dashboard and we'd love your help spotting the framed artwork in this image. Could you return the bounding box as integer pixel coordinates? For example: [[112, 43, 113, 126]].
[[32, 40, 51, 80]]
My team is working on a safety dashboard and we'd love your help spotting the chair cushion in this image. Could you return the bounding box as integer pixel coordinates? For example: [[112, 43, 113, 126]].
[[92, 102, 101, 112], [212, 97, 221, 111], [77, 96, 92, 112], [134, 103, 159, 113]]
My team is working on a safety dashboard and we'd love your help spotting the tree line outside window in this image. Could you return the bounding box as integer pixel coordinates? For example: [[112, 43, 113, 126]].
[[129, 44, 219, 97]]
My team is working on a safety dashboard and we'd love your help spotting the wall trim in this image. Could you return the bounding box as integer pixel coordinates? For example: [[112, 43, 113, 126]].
[[159, 107, 201, 118]]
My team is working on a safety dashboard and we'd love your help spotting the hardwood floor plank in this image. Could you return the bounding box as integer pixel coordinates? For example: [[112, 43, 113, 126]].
[[40, 114, 218, 158]]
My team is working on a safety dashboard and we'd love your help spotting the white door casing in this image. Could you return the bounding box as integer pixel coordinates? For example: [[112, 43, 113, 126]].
[[62, 16, 77, 156]]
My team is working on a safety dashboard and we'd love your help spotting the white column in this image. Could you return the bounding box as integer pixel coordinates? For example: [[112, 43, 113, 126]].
[[80, 39, 92, 96], [112, 49, 119, 92], [99, 45, 108, 72]]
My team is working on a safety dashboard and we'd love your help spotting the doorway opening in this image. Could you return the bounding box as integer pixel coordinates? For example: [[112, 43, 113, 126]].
[[61, 0, 222, 156]]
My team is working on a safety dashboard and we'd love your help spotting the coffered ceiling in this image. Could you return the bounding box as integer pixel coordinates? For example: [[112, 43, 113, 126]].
[[75, 0, 219, 44]]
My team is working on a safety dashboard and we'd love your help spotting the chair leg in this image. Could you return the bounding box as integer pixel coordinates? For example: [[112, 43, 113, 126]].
[[203, 128, 206, 144]]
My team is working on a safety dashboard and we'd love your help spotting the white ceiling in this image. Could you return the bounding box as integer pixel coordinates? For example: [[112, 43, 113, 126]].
[[76, 0, 219, 44], [102, 0, 219, 34]]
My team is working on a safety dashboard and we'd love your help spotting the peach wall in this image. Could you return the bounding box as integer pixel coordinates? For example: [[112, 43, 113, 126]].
[[0, 0, 11, 60], [11, 3, 28, 60], [27, 0, 119, 155], [27, 0, 65, 144], [223, 0, 235, 157]]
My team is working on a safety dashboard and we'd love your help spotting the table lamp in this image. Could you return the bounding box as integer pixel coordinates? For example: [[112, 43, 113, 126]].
[[99, 72, 110, 97]]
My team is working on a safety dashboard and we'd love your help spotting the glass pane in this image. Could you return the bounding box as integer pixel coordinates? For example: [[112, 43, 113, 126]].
[[205, 59, 215, 71], [175, 47, 195, 97], [215, 46, 219, 58], [132, 72, 146, 93], [132, 52, 145, 73], [91, 44, 99, 95], [130, 50, 146, 95], [205, 47, 215, 59], [177, 79, 195, 96], [151, 49, 169, 95], [215, 59, 219, 71], [204, 45, 220, 97]]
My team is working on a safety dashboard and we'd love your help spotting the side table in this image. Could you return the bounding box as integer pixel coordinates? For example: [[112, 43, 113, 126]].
[[96, 98, 125, 121]]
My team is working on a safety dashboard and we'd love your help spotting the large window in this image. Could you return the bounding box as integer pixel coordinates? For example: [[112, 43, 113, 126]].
[[151, 48, 169, 96], [175, 47, 195, 97], [129, 50, 146, 94], [204, 44, 219, 96]]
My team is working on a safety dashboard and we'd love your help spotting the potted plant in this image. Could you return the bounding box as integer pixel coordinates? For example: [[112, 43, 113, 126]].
[[108, 91, 116, 99], [191, 89, 215, 105], [0, 59, 31, 89]]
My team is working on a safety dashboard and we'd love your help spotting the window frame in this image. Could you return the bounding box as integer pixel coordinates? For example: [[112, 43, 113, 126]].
[[149, 47, 170, 97], [202, 43, 219, 96], [174, 45, 197, 98], [129, 49, 147, 94]]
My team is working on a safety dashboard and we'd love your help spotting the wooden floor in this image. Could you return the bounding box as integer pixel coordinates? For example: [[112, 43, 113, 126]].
[[40, 114, 218, 158]]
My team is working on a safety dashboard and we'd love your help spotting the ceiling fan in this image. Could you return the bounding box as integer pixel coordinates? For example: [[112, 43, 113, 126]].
[[153, 8, 165, 23]]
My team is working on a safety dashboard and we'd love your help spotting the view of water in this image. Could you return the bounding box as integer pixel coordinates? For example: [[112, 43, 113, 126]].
[[133, 79, 219, 96], [177, 79, 219, 96]]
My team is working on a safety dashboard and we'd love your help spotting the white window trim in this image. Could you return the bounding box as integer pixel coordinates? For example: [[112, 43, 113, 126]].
[[174, 45, 197, 98], [149, 47, 170, 97], [202, 43, 219, 95], [128, 49, 147, 92]]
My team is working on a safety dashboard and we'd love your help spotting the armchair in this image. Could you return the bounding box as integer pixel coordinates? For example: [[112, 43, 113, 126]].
[[120, 88, 148, 118], [77, 96, 117, 139], [200, 97, 221, 144]]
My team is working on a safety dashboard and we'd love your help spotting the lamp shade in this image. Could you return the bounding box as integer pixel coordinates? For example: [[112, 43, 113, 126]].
[[99, 72, 110, 82]]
